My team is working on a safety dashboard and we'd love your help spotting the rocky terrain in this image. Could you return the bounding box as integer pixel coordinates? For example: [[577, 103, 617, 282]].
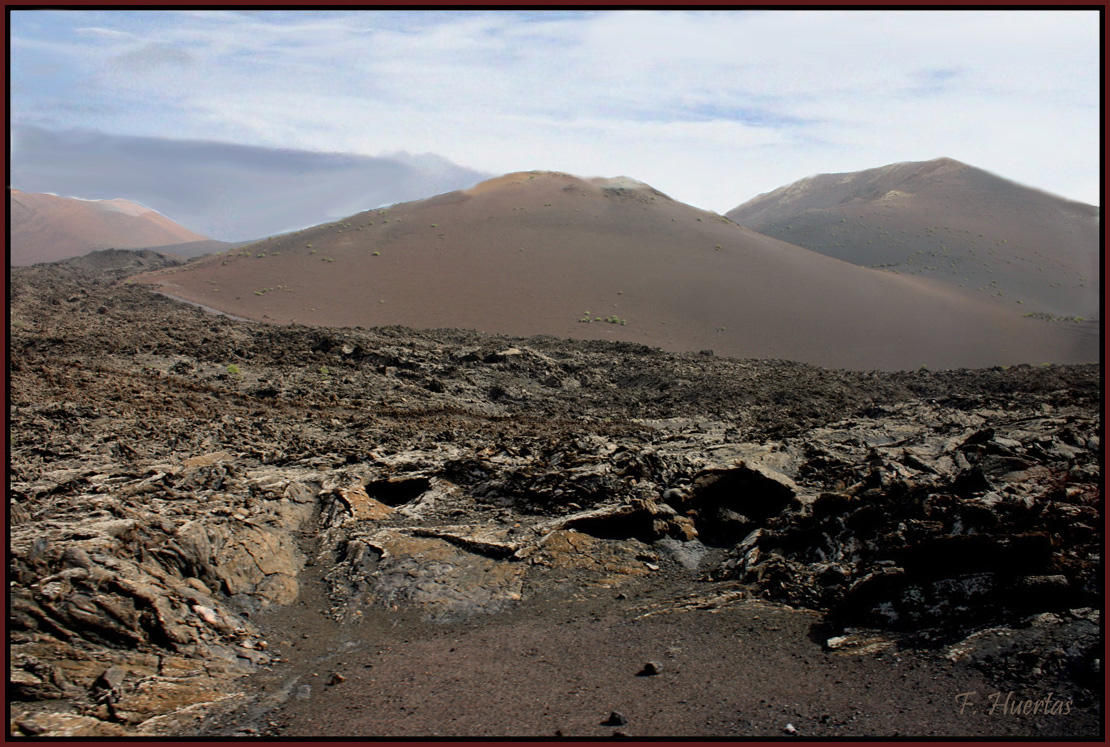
[[7, 250, 1102, 738]]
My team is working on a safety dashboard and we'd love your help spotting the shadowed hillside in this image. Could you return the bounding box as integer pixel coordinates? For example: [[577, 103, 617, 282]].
[[137, 171, 1097, 371], [726, 158, 1100, 320]]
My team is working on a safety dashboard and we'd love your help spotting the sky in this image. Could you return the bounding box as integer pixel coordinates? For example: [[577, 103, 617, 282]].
[[8, 9, 1102, 237], [9, 125, 493, 240]]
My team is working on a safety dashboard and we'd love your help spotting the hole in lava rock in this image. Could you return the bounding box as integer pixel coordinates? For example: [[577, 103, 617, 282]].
[[689, 466, 798, 547], [570, 511, 659, 544], [364, 476, 432, 507]]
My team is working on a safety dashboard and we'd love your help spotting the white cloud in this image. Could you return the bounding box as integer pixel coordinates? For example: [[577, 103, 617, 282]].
[[108, 42, 195, 73], [9, 9, 1101, 211], [75, 26, 136, 40]]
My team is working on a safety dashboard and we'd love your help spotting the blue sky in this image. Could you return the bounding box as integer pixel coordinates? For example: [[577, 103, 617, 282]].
[[9, 9, 1101, 216]]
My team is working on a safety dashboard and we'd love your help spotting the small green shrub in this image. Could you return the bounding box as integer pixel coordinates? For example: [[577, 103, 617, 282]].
[[227, 364, 241, 375]]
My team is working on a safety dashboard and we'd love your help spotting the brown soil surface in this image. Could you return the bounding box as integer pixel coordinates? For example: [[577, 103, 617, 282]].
[[195, 570, 1097, 739], [133, 170, 1098, 371]]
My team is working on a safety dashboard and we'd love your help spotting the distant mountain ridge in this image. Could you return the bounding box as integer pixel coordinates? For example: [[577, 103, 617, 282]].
[[11, 125, 495, 241], [9, 190, 212, 266], [136, 169, 1097, 371], [726, 158, 1099, 319]]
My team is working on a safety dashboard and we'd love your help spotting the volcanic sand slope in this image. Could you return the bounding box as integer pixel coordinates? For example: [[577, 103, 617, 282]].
[[9, 189, 211, 266], [142, 239, 246, 260], [138, 171, 1097, 371], [726, 158, 1100, 320]]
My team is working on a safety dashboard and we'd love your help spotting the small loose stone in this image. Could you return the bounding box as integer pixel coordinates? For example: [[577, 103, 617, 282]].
[[602, 711, 627, 726]]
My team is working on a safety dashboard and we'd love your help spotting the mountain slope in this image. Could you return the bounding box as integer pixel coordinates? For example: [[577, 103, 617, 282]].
[[9, 190, 210, 266], [726, 158, 1100, 320], [138, 171, 1097, 371]]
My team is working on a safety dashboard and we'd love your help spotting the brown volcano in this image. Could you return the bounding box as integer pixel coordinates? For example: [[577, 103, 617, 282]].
[[9, 189, 211, 266], [725, 158, 1100, 320], [137, 170, 1097, 371]]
